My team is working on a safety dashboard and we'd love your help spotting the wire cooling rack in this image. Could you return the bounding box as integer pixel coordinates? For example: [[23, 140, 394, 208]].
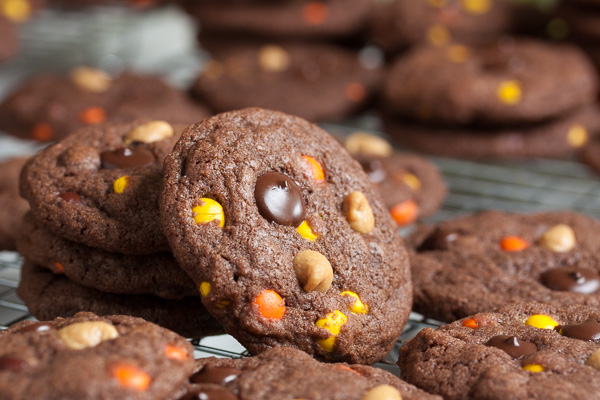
[[2, 1, 600, 376]]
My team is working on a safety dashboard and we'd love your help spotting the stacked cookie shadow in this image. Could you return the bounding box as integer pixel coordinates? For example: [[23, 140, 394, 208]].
[[382, 38, 600, 159], [558, 0, 600, 70], [181, 0, 382, 122], [15, 120, 222, 337]]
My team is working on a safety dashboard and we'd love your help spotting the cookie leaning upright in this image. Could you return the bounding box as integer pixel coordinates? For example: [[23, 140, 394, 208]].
[[161, 108, 411, 364], [20, 120, 182, 254]]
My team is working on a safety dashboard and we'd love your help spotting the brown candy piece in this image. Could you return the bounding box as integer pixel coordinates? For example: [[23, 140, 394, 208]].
[[59, 192, 83, 205], [190, 365, 242, 385], [485, 335, 537, 358], [254, 172, 306, 227], [183, 388, 238, 400], [16, 322, 56, 333], [417, 227, 459, 252], [357, 156, 386, 184], [0, 356, 27, 372], [556, 318, 600, 342], [540, 267, 600, 294], [100, 147, 155, 170]]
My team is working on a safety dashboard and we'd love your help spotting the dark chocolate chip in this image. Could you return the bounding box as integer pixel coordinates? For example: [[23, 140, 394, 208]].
[[541, 267, 600, 294], [255, 172, 306, 227], [556, 318, 600, 342], [190, 365, 241, 385], [16, 322, 56, 333], [485, 335, 537, 358], [100, 147, 155, 169]]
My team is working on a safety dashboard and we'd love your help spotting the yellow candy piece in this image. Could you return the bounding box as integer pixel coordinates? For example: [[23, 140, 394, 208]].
[[497, 80, 522, 105], [427, 0, 447, 7], [525, 314, 558, 330], [446, 45, 470, 64], [217, 301, 230, 309], [1, 0, 31, 23], [461, 0, 491, 15], [297, 220, 318, 241], [400, 172, 422, 192], [340, 291, 368, 314], [315, 310, 348, 352], [193, 198, 225, 227], [567, 124, 588, 148], [199, 282, 211, 297], [113, 176, 129, 194], [522, 364, 544, 373], [427, 24, 450, 47]]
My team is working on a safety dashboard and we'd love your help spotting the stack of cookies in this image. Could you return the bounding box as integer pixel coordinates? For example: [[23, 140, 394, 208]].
[[15, 120, 222, 337], [382, 38, 600, 159], [182, 0, 382, 122]]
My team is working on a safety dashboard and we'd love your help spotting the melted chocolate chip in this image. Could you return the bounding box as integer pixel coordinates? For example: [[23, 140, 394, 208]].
[[183, 388, 238, 400], [557, 318, 600, 342], [541, 267, 600, 294], [417, 227, 459, 252], [356, 157, 386, 184], [190, 366, 241, 385], [485, 335, 537, 358], [0, 356, 27, 372], [100, 147, 155, 169], [59, 192, 83, 205], [255, 172, 306, 227], [16, 322, 56, 333]]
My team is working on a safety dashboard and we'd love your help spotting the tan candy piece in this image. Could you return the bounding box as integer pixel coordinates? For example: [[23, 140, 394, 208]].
[[361, 384, 402, 400], [258, 45, 291, 72], [345, 132, 393, 158], [343, 191, 375, 234], [539, 224, 576, 253], [70, 67, 112, 93], [293, 250, 333, 293], [58, 321, 119, 350], [586, 348, 600, 370], [124, 121, 174, 146]]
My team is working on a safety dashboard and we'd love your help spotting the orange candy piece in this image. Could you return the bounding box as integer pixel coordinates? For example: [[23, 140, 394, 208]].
[[303, 156, 325, 182], [390, 200, 418, 226], [112, 364, 151, 391], [303, 2, 329, 24], [32, 123, 53, 141], [53, 262, 65, 274], [462, 318, 478, 329], [80, 106, 106, 124], [345, 82, 366, 103], [164, 345, 188, 361], [254, 290, 285, 320], [500, 236, 530, 252]]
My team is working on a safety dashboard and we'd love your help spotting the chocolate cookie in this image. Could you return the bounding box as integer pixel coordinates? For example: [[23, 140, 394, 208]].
[[0, 69, 208, 142], [369, 0, 517, 54], [17, 261, 223, 338], [345, 133, 446, 226], [383, 39, 598, 126], [193, 43, 381, 123], [0, 15, 17, 62], [398, 302, 600, 400], [383, 104, 600, 159], [20, 121, 184, 254], [406, 210, 600, 322], [581, 135, 600, 173], [0, 312, 194, 400], [17, 212, 197, 299], [176, 346, 441, 400], [182, 0, 373, 41], [161, 108, 411, 364], [0, 157, 30, 251]]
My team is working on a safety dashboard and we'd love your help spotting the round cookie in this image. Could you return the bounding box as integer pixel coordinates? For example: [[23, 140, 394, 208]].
[[369, 0, 517, 54], [0, 15, 17, 62], [182, 0, 373, 41], [383, 39, 598, 126], [193, 42, 381, 123], [0, 70, 209, 142], [345, 133, 446, 226], [405, 210, 600, 322], [0, 157, 29, 251], [0, 312, 194, 400], [383, 104, 600, 159], [17, 261, 223, 338], [177, 346, 441, 400], [17, 212, 197, 299], [398, 302, 600, 400], [161, 108, 411, 364], [20, 121, 184, 255]]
